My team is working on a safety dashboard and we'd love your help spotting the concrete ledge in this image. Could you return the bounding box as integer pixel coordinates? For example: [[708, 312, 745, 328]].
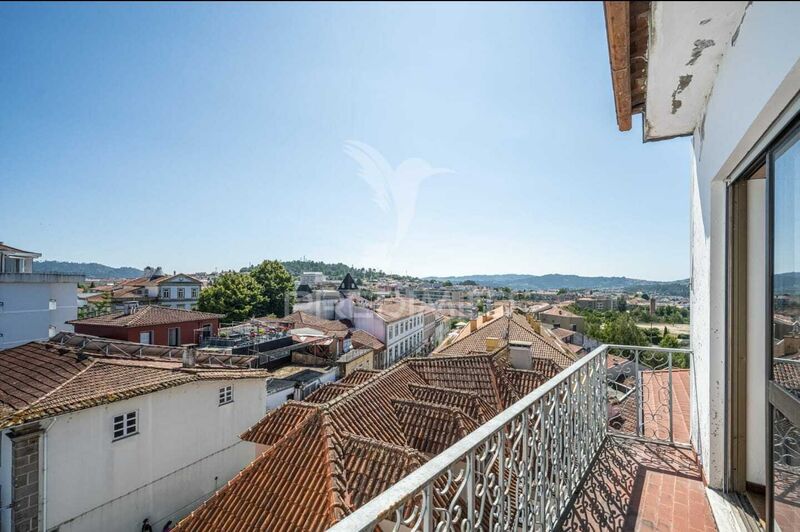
[[0, 273, 84, 283]]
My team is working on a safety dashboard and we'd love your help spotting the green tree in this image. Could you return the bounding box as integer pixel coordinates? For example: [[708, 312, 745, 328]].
[[476, 298, 486, 313], [659, 333, 681, 349], [197, 272, 263, 322], [617, 297, 627, 312], [249, 260, 295, 317], [442, 280, 453, 287], [599, 313, 648, 346]]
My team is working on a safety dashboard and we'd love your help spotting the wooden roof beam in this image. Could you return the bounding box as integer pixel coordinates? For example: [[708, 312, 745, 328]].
[[604, 1, 632, 131]]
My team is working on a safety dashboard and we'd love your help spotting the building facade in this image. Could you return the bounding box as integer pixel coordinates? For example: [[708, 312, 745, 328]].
[[0, 243, 83, 349]]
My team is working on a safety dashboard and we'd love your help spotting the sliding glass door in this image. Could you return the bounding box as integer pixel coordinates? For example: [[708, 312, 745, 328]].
[[769, 123, 800, 531]]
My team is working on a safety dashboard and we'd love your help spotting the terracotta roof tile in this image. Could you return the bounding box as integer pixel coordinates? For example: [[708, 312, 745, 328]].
[[338, 369, 382, 386], [408, 383, 492, 423], [342, 433, 423, 508], [304, 383, 356, 404], [68, 305, 222, 328], [240, 401, 319, 446], [349, 329, 384, 351], [0, 342, 269, 429], [392, 399, 479, 455], [505, 368, 547, 397], [177, 413, 349, 532]]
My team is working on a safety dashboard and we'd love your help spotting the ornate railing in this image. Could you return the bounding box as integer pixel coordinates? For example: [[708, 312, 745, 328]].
[[328, 344, 694, 532]]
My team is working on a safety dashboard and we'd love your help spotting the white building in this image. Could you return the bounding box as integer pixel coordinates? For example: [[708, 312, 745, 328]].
[[605, 1, 800, 526], [0, 243, 83, 349], [348, 298, 426, 367], [298, 271, 325, 286], [0, 341, 272, 532]]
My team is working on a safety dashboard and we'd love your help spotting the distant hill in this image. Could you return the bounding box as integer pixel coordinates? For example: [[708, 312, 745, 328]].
[[244, 260, 417, 282], [427, 273, 689, 296], [34, 261, 143, 279]]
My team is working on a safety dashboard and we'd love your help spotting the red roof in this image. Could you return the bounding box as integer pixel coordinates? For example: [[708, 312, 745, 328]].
[[68, 305, 222, 328]]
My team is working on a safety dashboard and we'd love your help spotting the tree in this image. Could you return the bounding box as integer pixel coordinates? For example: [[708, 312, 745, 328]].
[[659, 333, 681, 349], [617, 297, 627, 312], [249, 260, 295, 317], [197, 272, 263, 322], [442, 280, 453, 287], [461, 280, 477, 286], [596, 313, 647, 346], [476, 298, 486, 313]]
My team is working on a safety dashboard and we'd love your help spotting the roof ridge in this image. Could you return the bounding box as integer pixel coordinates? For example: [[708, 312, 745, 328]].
[[407, 382, 481, 400], [318, 413, 352, 521]]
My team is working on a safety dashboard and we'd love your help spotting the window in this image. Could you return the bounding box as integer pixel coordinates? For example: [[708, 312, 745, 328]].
[[177, 288, 185, 299], [113, 411, 138, 440], [139, 331, 153, 344], [48, 299, 57, 310], [161, 288, 170, 298], [219, 385, 234, 405], [168, 327, 180, 347], [191, 287, 198, 298]]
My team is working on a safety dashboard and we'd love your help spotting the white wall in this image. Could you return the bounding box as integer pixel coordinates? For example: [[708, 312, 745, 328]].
[[42, 378, 266, 532], [0, 277, 78, 349], [352, 307, 386, 342], [689, 1, 800, 488], [746, 179, 766, 485]]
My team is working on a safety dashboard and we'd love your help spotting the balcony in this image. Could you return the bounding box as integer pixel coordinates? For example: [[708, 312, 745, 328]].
[[329, 344, 717, 531]]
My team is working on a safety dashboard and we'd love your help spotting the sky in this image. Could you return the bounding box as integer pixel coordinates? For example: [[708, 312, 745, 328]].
[[0, 2, 691, 281]]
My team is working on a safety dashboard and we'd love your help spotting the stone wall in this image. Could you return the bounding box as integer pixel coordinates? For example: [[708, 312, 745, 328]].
[[10, 425, 41, 532]]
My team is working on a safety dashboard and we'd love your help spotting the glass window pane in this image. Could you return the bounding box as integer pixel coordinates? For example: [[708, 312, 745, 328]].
[[773, 127, 800, 401]]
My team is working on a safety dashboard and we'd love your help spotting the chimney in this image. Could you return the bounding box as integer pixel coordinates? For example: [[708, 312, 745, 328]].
[[154, 266, 164, 277], [182, 346, 197, 368], [143, 266, 153, 278], [485, 336, 500, 352], [508, 341, 533, 370], [469, 319, 478, 333]]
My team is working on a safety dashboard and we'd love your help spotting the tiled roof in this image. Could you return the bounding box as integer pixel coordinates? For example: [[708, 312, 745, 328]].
[[552, 327, 575, 339], [392, 399, 479, 455], [304, 383, 356, 404], [349, 329, 384, 351], [774, 360, 800, 399], [434, 312, 576, 369], [0, 342, 269, 429], [408, 383, 492, 423], [541, 306, 581, 318], [178, 413, 349, 532], [259, 312, 349, 338], [342, 433, 423, 508], [373, 297, 427, 321], [505, 368, 547, 396], [531, 357, 563, 379], [68, 305, 222, 328], [179, 351, 548, 531], [338, 369, 382, 386], [240, 401, 318, 447]]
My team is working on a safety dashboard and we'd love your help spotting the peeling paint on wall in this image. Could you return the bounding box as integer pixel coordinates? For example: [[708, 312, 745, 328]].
[[686, 39, 715, 66], [671, 74, 693, 114], [731, 2, 752, 46]]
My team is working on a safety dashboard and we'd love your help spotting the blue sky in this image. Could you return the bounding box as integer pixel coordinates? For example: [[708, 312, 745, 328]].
[[0, 2, 690, 280]]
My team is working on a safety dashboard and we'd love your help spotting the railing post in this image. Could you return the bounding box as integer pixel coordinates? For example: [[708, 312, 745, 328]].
[[423, 483, 433, 532], [497, 429, 505, 531], [668, 351, 674, 444], [466, 450, 475, 532], [635, 349, 642, 438]]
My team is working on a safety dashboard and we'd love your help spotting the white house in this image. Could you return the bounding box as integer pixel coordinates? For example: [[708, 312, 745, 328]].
[[0, 243, 83, 349], [349, 298, 426, 367], [0, 341, 272, 532], [605, 1, 800, 527]]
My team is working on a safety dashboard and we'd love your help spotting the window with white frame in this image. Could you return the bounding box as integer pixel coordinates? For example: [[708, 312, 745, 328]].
[[219, 385, 234, 405], [177, 288, 185, 299], [191, 287, 198, 298], [113, 411, 138, 440], [161, 288, 170, 298]]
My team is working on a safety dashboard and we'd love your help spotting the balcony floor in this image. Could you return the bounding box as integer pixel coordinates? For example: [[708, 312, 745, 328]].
[[562, 436, 717, 531]]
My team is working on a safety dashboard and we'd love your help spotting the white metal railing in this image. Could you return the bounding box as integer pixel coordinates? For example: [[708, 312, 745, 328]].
[[329, 344, 695, 532], [330, 345, 609, 532]]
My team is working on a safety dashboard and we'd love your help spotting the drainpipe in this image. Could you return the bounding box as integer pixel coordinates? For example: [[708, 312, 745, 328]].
[[41, 418, 58, 532]]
